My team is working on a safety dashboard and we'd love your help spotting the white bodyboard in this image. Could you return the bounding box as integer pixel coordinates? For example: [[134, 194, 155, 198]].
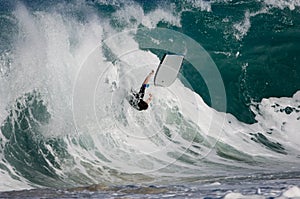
[[154, 54, 184, 87]]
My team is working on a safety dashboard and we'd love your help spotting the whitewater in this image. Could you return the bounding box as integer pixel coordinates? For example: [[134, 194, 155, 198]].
[[0, 0, 300, 198]]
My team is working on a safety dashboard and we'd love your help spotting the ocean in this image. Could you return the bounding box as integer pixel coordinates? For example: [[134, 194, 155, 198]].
[[0, 0, 300, 198]]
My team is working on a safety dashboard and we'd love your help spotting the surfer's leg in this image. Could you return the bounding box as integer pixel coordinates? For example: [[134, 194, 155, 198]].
[[138, 85, 146, 99]]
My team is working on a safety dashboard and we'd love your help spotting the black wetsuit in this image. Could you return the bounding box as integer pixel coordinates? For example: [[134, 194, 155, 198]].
[[138, 84, 147, 99], [130, 84, 148, 110]]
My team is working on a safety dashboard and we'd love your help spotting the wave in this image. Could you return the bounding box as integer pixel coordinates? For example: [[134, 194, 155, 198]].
[[0, 0, 299, 192]]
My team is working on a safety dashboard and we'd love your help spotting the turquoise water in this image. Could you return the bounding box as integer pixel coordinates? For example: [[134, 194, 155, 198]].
[[0, 0, 300, 197], [180, 2, 300, 123]]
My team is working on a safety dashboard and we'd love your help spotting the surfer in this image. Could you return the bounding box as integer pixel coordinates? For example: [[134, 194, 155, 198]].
[[130, 70, 154, 111]]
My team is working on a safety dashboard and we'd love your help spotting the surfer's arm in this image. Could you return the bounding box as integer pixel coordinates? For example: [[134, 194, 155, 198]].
[[142, 70, 155, 85], [146, 93, 153, 104]]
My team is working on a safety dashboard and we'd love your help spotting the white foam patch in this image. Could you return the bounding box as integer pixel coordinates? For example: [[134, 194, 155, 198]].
[[142, 8, 181, 28], [222, 185, 300, 198], [0, 172, 32, 192], [185, 0, 212, 12], [263, 0, 300, 10], [281, 186, 300, 198], [224, 192, 264, 199], [112, 4, 181, 29], [251, 91, 300, 153], [233, 10, 251, 41], [233, 8, 269, 41], [0, 134, 32, 191]]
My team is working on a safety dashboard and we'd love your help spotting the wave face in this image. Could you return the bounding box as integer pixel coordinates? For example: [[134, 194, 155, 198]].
[[0, 0, 300, 192]]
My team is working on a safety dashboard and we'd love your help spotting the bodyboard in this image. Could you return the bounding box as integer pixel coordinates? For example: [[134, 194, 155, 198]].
[[154, 54, 184, 87]]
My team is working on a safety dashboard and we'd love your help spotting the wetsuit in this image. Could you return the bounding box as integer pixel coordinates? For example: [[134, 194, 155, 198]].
[[130, 84, 149, 110]]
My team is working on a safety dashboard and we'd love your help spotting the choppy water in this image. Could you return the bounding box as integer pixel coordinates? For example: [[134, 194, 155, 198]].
[[0, 0, 299, 198]]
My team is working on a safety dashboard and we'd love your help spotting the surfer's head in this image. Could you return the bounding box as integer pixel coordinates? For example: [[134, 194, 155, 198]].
[[138, 100, 148, 110]]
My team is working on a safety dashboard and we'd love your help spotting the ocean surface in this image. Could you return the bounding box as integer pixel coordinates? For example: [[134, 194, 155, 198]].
[[0, 0, 300, 198]]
